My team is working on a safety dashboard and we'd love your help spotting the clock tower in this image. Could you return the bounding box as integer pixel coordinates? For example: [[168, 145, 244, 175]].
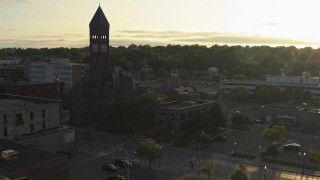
[[89, 6, 111, 88]]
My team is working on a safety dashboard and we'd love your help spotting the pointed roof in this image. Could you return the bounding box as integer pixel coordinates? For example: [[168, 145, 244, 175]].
[[90, 6, 109, 28]]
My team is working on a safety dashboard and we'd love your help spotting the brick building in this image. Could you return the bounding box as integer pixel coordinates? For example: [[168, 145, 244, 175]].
[[69, 6, 136, 125], [3, 82, 64, 100], [153, 100, 214, 140]]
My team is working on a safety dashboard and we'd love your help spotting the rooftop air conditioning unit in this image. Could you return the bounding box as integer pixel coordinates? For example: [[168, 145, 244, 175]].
[[2, 149, 18, 161]]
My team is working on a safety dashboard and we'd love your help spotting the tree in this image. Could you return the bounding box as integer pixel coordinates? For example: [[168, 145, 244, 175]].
[[104, 93, 168, 135], [199, 160, 217, 180], [136, 139, 163, 168], [81, 129, 93, 150], [309, 148, 320, 168], [266, 145, 279, 159], [230, 165, 248, 180], [261, 125, 287, 145], [255, 85, 282, 104], [231, 112, 250, 126], [155, 68, 169, 79], [272, 125, 287, 144], [229, 86, 250, 102]]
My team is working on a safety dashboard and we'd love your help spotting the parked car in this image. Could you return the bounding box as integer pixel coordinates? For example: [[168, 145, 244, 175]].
[[56, 151, 72, 159], [254, 118, 263, 123], [213, 135, 226, 142], [102, 163, 118, 172], [115, 159, 132, 168], [283, 143, 301, 150], [107, 175, 126, 180]]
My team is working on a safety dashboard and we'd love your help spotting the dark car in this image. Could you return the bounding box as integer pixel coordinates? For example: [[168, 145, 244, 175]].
[[102, 163, 118, 172], [115, 159, 132, 168], [56, 151, 72, 159], [283, 143, 301, 150], [214, 135, 226, 142], [107, 175, 126, 180]]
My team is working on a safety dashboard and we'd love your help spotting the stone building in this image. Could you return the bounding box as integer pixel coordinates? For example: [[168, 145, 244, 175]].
[[0, 94, 60, 139], [69, 6, 136, 125]]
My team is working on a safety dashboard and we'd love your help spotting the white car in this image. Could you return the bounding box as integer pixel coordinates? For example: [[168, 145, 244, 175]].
[[284, 143, 300, 150]]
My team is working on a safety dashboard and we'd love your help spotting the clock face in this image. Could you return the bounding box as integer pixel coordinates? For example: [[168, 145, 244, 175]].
[[101, 44, 108, 53], [91, 43, 98, 52]]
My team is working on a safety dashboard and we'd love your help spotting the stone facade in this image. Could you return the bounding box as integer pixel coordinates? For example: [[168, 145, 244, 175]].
[[0, 94, 60, 139]]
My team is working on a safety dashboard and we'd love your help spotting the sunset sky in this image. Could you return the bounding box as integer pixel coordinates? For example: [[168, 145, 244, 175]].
[[1, 0, 320, 48]]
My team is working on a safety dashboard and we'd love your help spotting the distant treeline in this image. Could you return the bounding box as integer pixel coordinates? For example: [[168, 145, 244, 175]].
[[2, 44, 320, 79]]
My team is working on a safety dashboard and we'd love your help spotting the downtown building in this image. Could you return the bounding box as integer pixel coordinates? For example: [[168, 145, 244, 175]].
[[29, 58, 89, 88], [153, 100, 214, 139], [224, 74, 320, 100], [0, 94, 74, 153], [69, 6, 136, 125]]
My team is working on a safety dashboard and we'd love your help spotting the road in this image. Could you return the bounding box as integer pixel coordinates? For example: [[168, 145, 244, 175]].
[[69, 129, 320, 180]]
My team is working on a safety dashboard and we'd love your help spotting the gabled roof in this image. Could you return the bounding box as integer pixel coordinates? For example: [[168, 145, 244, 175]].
[[90, 6, 109, 28]]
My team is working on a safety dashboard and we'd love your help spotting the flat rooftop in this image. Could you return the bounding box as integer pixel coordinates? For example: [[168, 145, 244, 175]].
[[156, 100, 214, 110], [0, 94, 58, 108], [0, 139, 65, 177], [0, 99, 37, 108]]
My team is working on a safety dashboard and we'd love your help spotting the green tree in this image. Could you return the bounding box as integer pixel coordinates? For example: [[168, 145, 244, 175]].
[[208, 103, 227, 128], [199, 160, 217, 180], [230, 165, 248, 180], [309, 148, 320, 168], [81, 129, 93, 150], [136, 139, 163, 168], [155, 68, 170, 79], [266, 145, 279, 159], [231, 112, 250, 126], [104, 93, 168, 135], [261, 128, 278, 145], [229, 86, 250, 102], [255, 85, 282, 104], [261, 125, 287, 145], [272, 125, 287, 144]]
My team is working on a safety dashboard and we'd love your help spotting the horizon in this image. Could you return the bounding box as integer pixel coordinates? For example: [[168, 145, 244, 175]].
[[2, 0, 320, 49]]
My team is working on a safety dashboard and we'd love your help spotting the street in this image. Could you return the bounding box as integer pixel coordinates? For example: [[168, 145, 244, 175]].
[[69, 129, 320, 180]]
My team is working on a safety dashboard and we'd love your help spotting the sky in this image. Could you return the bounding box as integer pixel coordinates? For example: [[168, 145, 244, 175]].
[[1, 0, 320, 48]]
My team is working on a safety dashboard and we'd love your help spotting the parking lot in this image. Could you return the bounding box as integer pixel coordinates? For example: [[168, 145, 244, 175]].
[[204, 123, 320, 166]]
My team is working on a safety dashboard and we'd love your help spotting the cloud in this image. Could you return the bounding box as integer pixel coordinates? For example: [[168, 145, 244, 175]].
[[112, 30, 319, 47], [119, 0, 132, 4], [48, 13, 64, 18], [0, 0, 39, 7], [21, 12, 37, 18], [256, 21, 279, 27], [1, 30, 320, 48], [0, 32, 88, 48]]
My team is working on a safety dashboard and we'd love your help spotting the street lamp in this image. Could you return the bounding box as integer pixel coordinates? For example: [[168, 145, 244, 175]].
[[198, 129, 204, 175], [169, 116, 174, 144], [259, 146, 262, 180], [158, 147, 162, 167], [302, 152, 306, 175], [234, 142, 237, 154], [264, 165, 267, 180], [298, 152, 301, 168], [119, 148, 129, 180]]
